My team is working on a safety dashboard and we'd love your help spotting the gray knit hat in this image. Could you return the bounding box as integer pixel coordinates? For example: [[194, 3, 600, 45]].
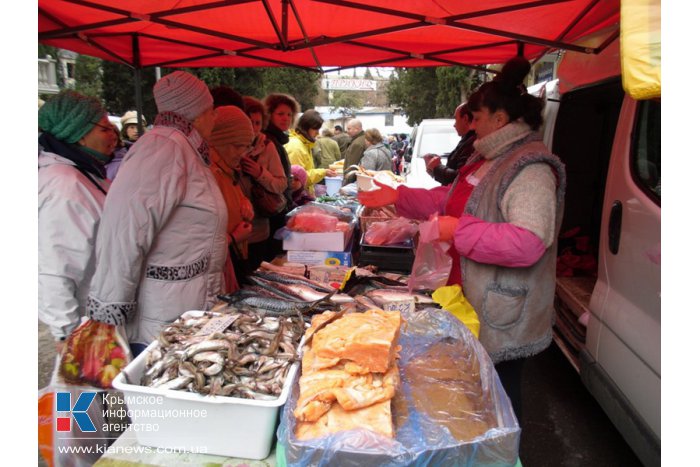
[[209, 106, 255, 149], [38, 90, 106, 143], [153, 71, 213, 122]]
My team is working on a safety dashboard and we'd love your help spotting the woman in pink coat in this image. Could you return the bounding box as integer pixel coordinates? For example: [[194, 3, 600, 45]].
[[359, 57, 566, 420]]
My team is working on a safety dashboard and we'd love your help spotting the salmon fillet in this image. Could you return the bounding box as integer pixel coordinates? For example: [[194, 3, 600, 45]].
[[294, 310, 401, 439], [295, 400, 394, 441], [311, 309, 401, 373], [295, 362, 399, 422]]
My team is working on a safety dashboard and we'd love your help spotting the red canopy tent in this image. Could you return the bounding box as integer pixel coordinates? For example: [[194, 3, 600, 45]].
[[38, 0, 620, 123], [39, 0, 619, 71]]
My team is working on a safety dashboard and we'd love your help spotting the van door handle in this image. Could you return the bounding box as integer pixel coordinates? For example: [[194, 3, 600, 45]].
[[608, 201, 623, 255]]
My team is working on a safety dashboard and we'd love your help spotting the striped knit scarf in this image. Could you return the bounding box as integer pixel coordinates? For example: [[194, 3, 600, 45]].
[[154, 111, 211, 165]]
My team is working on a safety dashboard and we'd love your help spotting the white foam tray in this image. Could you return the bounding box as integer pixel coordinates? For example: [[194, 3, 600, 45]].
[[113, 338, 298, 459]]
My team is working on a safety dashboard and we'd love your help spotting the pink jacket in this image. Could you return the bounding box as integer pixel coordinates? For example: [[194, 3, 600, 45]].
[[395, 185, 545, 268]]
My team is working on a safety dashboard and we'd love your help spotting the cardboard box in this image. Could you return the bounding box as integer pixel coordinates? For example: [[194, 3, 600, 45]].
[[112, 339, 298, 459], [283, 229, 351, 252], [286, 250, 353, 267]]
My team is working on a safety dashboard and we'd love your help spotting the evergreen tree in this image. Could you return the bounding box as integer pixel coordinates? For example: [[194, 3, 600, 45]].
[[74, 55, 103, 99], [387, 66, 487, 124], [102, 62, 158, 121], [259, 68, 320, 110], [387, 68, 438, 126]]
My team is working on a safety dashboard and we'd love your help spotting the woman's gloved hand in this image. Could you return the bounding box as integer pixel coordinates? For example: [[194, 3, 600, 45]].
[[240, 156, 263, 178], [357, 180, 398, 207], [438, 215, 459, 242], [245, 135, 267, 158]]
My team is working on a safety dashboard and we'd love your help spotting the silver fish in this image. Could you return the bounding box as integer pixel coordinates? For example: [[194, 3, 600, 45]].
[[365, 289, 435, 305], [157, 375, 192, 390], [183, 339, 230, 359], [253, 270, 335, 293]]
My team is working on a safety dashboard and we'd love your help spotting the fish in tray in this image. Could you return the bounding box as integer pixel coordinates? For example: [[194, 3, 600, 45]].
[[141, 307, 305, 400]]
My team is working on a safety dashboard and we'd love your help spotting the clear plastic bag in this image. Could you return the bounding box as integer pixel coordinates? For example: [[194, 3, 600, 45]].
[[285, 204, 357, 233], [407, 213, 452, 293], [364, 217, 418, 246], [277, 308, 520, 466], [286, 203, 357, 223]]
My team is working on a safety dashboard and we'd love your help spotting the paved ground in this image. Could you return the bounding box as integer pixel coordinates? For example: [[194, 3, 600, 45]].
[[38, 320, 642, 466], [38, 321, 57, 390], [518, 344, 643, 466], [38, 321, 56, 467]]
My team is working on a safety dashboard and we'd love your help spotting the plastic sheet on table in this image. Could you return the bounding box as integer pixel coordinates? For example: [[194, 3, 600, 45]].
[[277, 308, 520, 466]]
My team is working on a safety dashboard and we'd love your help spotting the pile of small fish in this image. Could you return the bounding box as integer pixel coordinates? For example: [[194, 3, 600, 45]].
[[140, 307, 305, 400]]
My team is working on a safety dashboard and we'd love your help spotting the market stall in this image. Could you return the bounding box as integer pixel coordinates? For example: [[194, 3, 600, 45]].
[[39, 3, 623, 464], [59, 180, 516, 466]]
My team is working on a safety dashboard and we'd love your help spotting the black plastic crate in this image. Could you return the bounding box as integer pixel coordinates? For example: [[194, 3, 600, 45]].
[[357, 234, 416, 274]]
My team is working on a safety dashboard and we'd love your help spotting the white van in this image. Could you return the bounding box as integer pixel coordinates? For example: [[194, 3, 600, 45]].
[[404, 118, 461, 189], [536, 38, 660, 467]]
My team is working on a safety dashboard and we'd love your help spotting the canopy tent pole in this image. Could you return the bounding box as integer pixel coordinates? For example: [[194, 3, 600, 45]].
[[281, 0, 289, 49], [132, 34, 145, 136]]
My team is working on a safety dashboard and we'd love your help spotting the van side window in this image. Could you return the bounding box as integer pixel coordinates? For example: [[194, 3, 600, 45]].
[[632, 99, 661, 202]]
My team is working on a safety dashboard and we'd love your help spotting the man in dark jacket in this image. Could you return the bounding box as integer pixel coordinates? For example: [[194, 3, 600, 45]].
[[425, 102, 476, 185], [341, 119, 365, 185], [332, 124, 352, 155]]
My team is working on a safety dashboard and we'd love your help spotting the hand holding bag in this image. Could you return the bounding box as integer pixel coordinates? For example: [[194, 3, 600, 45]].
[[250, 181, 287, 217]]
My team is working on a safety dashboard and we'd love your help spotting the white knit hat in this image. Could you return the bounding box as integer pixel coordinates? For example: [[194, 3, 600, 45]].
[[120, 110, 146, 126], [153, 71, 213, 122], [209, 106, 255, 149]]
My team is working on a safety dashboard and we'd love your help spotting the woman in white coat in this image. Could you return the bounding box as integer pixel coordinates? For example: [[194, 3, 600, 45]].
[[87, 71, 229, 350], [38, 91, 117, 348]]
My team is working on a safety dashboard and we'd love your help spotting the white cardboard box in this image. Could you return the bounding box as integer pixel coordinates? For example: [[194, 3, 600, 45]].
[[287, 250, 353, 267], [283, 230, 351, 252], [112, 340, 298, 460]]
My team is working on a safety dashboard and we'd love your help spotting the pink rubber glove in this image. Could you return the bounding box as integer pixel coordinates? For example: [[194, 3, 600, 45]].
[[357, 180, 399, 207], [438, 215, 459, 242]]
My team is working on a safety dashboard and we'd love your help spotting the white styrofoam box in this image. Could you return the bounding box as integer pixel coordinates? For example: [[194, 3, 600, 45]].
[[283, 229, 351, 252], [324, 176, 343, 196], [287, 249, 353, 267], [112, 340, 298, 460]]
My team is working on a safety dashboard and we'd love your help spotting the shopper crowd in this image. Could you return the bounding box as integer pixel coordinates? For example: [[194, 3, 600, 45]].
[[39, 59, 562, 421]]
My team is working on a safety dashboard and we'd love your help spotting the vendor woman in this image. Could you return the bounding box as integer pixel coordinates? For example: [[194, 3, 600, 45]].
[[358, 56, 566, 419]]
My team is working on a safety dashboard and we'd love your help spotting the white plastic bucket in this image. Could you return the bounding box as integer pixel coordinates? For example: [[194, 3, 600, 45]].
[[325, 176, 343, 196]]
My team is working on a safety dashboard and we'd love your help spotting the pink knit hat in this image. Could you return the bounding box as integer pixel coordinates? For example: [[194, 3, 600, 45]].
[[209, 106, 255, 149], [153, 71, 213, 121], [291, 164, 307, 187]]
